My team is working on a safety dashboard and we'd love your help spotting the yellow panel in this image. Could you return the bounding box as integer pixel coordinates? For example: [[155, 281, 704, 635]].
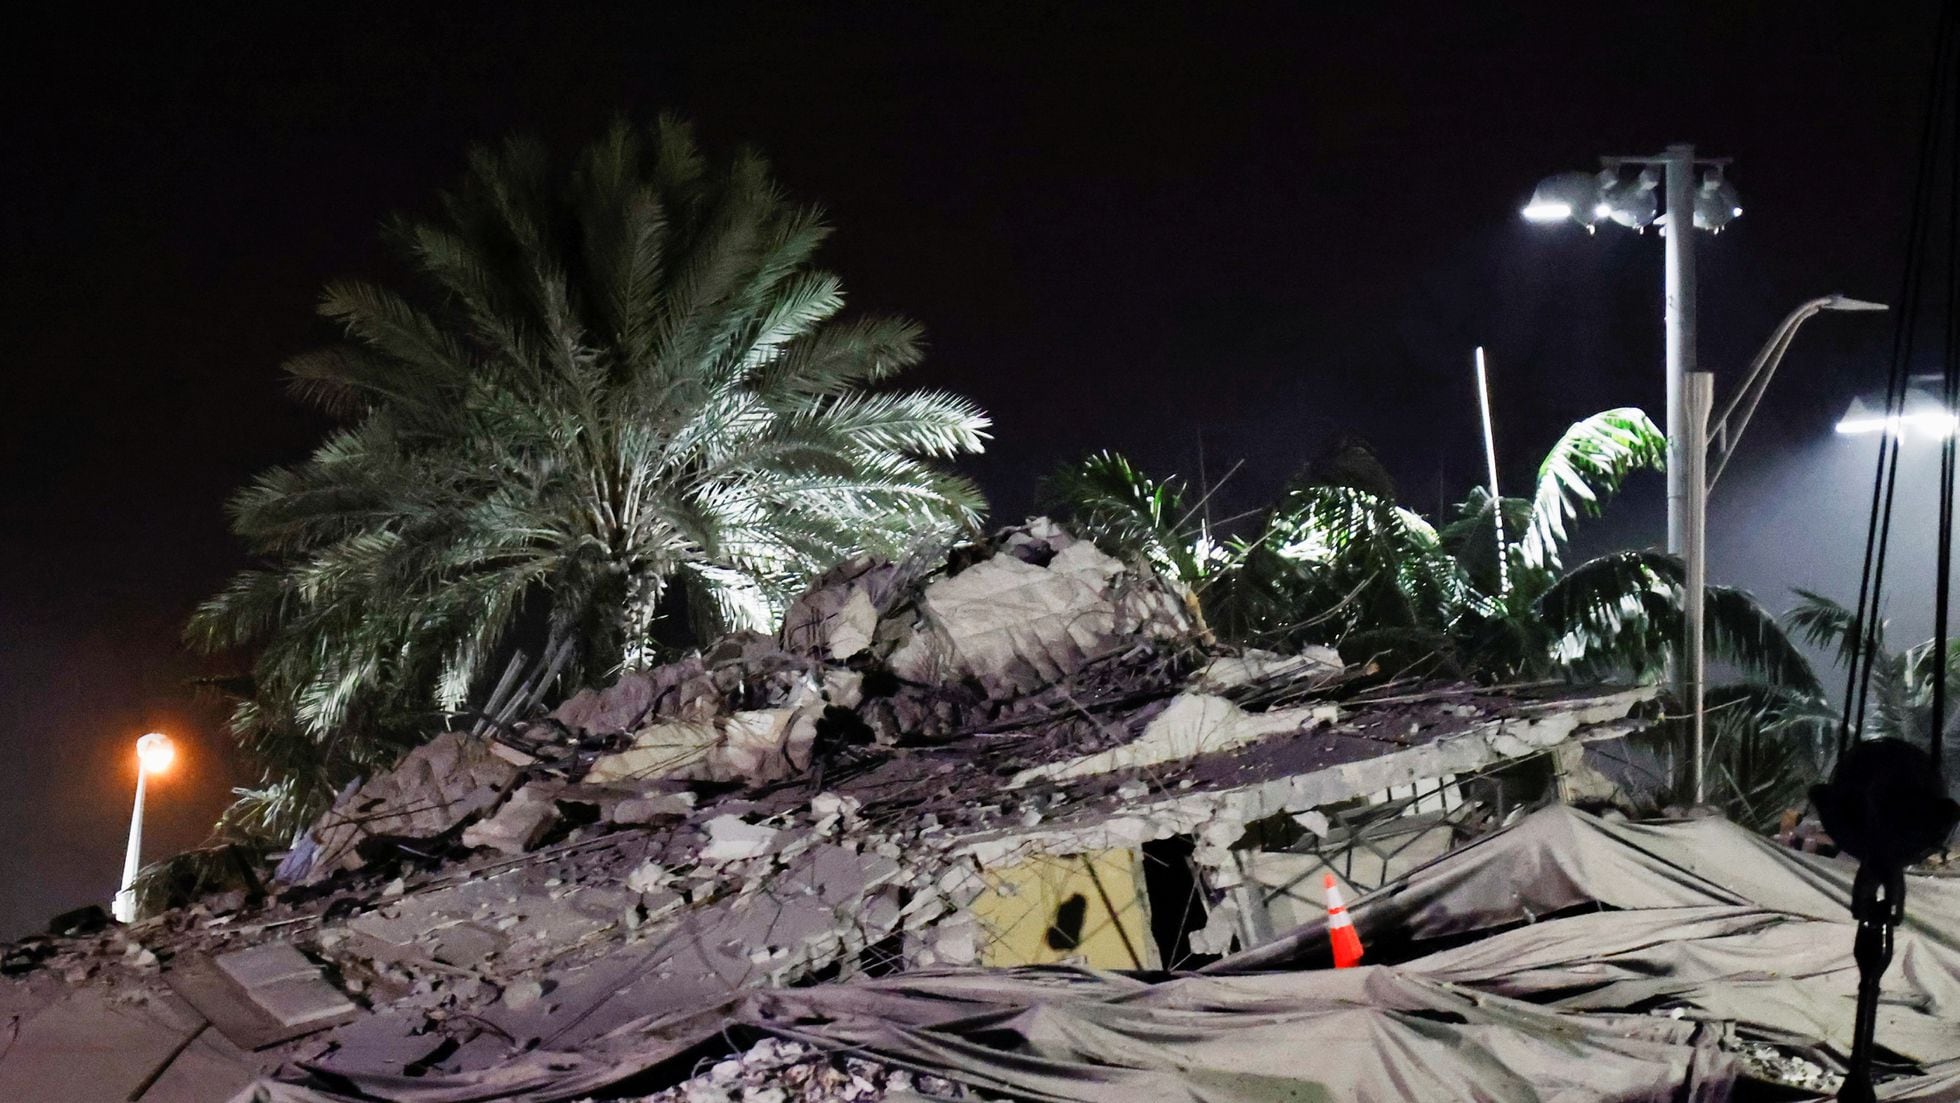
[[967, 848, 1158, 970]]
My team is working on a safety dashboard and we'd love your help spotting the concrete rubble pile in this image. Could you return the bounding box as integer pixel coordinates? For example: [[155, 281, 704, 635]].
[[1, 520, 1693, 1102], [596, 1037, 974, 1103]]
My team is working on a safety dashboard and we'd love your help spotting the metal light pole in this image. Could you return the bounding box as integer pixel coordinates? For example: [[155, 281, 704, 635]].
[[113, 732, 174, 923], [1525, 144, 1735, 802], [1657, 145, 1715, 805], [1522, 151, 1889, 804]]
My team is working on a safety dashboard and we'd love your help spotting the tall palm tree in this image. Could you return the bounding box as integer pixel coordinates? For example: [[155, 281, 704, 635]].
[[191, 118, 989, 829]]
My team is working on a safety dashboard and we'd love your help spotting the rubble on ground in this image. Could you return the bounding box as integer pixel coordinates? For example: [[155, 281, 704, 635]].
[[599, 1037, 974, 1103], [10, 519, 1932, 1102]]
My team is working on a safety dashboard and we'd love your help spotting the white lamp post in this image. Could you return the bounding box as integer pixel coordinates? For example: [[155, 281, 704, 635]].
[[113, 732, 175, 923]]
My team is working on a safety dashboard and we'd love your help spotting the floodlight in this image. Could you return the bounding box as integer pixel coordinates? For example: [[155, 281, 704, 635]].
[[1521, 171, 1603, 228], [1598, 169, 1658, 229], [1836, 393, 1960, 437], [1693, 172, 1742, 232]]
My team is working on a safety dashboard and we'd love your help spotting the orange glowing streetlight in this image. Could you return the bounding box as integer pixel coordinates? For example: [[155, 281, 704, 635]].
[[113, 732, 174, 922]]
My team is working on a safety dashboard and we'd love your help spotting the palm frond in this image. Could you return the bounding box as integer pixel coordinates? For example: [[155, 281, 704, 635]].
[[1518, 408, 1665, 572]]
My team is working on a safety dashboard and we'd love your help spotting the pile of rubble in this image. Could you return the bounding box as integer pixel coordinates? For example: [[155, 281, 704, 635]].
[[600, 1038, 973, 1103], [2, 521, 1673, 1102]]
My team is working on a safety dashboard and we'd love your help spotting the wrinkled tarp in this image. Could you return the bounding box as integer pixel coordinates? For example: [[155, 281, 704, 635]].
[[1212, 803, 1960, 971], [231, 968, 1734, 1103], [232, 806, 1960, 1103], [1212, 805, 1960, 1070]]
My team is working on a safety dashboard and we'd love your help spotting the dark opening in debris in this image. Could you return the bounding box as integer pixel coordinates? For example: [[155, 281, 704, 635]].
[[1045, 893, 1087, 950], [1142, 835, 1218, 970]]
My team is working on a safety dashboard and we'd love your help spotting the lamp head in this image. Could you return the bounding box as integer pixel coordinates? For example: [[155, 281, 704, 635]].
[[1598, 168, 1659, 230], [1521, 171, 1604, 229], [136, 732, 174, 776], [1693, 171, 1743, 232], [1821, 295, 1889, 312]]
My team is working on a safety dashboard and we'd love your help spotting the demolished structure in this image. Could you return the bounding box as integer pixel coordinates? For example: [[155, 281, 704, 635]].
[[4, 521, 1946, 1101]]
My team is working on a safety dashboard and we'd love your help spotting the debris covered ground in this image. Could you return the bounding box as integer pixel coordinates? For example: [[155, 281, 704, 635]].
[[3, 521, 1952, 1101]]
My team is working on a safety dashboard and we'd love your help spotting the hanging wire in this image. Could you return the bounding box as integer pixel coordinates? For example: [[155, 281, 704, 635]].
[[1841, 2, 1958, 756], [1936, 74, 1960, 777]]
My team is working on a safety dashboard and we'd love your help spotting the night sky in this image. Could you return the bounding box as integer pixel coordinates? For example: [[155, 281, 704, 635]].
[[0, 2, 1945, 936]]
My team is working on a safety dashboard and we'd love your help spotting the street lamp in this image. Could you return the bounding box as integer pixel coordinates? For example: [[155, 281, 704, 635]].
[[1525, 145, 1887, 804], [1710, 296, 1893, 482], [112, 732, 174, 923]]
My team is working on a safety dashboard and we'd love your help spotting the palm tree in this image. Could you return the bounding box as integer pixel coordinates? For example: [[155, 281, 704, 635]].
[[1046, 408, 1812, 688], [1786, 591, 1960, 760], [190, 118, 989, 833]]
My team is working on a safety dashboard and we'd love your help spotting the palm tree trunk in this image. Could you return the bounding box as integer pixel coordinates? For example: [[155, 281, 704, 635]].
[[617, 570, 664, 670]]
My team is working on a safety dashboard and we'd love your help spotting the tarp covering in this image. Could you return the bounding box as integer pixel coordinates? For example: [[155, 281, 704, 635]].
[[231, 805, 1960, 1102], [1212, 803, 1960, 972]]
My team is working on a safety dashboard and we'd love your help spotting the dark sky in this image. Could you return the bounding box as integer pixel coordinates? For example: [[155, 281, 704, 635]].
[[0, 2, 1944, 936]]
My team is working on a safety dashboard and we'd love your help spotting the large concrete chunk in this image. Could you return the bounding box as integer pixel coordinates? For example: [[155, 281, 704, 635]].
[[459, 783, 561, 855], [298, 731, 520, 881], [585, 671, 861, 785], [780, 556, 905, 660], [892, 535, 1192, 698]]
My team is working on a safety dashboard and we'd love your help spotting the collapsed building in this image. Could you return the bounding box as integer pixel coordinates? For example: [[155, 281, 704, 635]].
[[3, 521, 1950, 1101]]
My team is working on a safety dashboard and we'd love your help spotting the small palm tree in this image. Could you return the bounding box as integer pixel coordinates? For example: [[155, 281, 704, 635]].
[[191, 118, 989, 833], [1786, 591, 1960, 759]]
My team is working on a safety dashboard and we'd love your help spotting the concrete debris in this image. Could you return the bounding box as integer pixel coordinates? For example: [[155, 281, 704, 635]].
[[1732, 1041, 1843, 1095], [1009, 692, 1338, 786], [587, 671, 863, 785], [461, 782, 562, 855], [1193, 647, 1342, 692], [605, 1036, 972, 1102], [780, 557, 908, 661], [610, 790, 699, 825], [2, 522, 1711, 1102], [301, 730, 520, 881], [889, 525, 1193, 696], [702, 815, 781, 861]]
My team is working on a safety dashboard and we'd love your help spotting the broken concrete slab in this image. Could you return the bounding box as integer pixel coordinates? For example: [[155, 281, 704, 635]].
[[1010, 692, 1338, 786], [701, 815, 780, 862], [215, 942, 315, 989], [1194, 648, 1343, 692], [780, 556, 906, 661], [889, 532, 1193, 697], [299, 731, 520, 882], [460, 783, 561, 855], [609, 791, 698, 825], [586, 671, 863, 786]]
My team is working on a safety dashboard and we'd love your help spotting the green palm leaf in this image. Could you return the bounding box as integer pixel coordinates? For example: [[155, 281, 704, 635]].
[[1518, 408, 1665, 572]]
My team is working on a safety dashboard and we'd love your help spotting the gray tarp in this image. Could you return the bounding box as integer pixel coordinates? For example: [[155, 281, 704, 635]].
[[233, 806, 1960, 1102]]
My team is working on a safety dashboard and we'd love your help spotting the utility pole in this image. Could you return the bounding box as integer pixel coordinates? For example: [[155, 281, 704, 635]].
[[1474, 347, 1508, 594]]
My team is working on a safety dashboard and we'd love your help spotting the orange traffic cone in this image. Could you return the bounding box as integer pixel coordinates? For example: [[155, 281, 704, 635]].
[[1324, 873, 1364, 968]]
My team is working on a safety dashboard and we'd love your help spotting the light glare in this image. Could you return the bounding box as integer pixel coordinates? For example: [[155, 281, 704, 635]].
[[1521, 200, 1572, 223], [136, 732, 174, 775], [1834, 410, 1960, 438]]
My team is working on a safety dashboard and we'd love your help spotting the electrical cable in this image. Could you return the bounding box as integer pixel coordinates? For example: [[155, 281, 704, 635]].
[[1841, 1, 1957, 754]]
